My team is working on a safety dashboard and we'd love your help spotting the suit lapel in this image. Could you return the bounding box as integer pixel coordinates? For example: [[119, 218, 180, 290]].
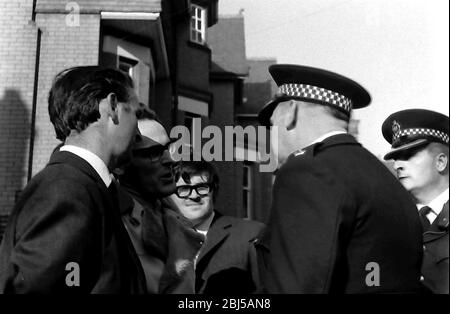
[[197, 214, 232, 263], [50, 151, 146, 292]]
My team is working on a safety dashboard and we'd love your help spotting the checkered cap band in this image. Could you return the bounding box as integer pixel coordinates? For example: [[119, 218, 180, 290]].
[[393, 128, 450, 145], [278, 83, 353, 113]]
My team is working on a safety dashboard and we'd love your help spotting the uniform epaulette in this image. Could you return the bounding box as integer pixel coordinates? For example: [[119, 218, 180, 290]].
[[292, 142, 322, 159]]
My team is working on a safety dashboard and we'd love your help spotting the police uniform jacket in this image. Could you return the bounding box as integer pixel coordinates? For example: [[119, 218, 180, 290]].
[[195, 212, 265, 294], [0, 151, 147, 293], [258, 134, 423, 293], [421, 201, 449, 294]]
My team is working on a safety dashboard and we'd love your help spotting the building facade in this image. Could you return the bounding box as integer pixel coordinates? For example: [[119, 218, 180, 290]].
[[0, 0, 219, 240]]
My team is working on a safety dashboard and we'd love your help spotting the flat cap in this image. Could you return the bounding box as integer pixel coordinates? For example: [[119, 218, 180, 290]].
[[382, 109, 449, 160], [258, 64, 371, 126]]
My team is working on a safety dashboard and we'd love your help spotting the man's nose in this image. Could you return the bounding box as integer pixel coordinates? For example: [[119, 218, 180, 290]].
[[393, 159, 404, 172], [189, 189, 201, 201]]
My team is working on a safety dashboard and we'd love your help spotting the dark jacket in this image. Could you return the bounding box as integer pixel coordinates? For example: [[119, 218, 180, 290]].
[[196, 212, 265, 294], [257, 134, 423, 293], [421, 201, 449, 294], [0, 151, 147, 294], [118, 186, 203, 294]]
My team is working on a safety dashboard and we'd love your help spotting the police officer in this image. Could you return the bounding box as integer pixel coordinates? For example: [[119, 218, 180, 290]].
[[257, 64, 423, 293], [382, 109, 449, 294]]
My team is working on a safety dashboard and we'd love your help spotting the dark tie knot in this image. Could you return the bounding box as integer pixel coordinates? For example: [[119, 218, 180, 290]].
[[419, 206, 432, 217]]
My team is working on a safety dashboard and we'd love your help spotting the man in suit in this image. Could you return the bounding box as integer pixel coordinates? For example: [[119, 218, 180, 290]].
[[382, 109, 449, 294], [117, 114, 203, 294], [0, 66, 147, 293], [256, 64, 423, 293], [166, 161, 265, 294]]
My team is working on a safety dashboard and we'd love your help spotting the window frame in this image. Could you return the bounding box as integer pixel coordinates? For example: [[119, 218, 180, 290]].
[[190, 4, 207, 45], [243, 162, 253, 219]]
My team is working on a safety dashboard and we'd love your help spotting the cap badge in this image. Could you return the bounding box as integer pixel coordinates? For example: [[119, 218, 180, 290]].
[[392, 120, 401, 138]]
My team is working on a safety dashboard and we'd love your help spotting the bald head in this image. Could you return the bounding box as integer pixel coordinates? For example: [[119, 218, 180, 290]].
[[138, 119, 170, 145]]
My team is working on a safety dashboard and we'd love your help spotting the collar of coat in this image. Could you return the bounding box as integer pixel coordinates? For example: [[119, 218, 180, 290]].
[[197, 211, 234, 262], [49, 150, 107, 186], [289, 133, 361, 161]]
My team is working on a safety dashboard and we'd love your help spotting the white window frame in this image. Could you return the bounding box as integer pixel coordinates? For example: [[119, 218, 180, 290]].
[[190, 4, 207, 45]]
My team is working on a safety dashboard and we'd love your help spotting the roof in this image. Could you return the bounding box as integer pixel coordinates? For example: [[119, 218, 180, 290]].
[[208, 15, 249, 76]]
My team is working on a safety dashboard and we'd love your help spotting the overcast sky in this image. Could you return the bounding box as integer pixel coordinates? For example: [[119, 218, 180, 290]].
[[219, 0, 449, 158]]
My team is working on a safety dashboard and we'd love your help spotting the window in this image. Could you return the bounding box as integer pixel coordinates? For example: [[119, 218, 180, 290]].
[[118, 56, 138, 78], [243, 162, 253, 219], [190, 4, 207, 45]]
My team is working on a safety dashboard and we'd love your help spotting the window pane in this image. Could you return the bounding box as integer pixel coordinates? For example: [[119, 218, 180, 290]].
[[243, 191, 248, 213], [243, 166, 249, 187]]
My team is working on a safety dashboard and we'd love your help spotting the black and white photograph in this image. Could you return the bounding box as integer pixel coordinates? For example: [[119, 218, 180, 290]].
[[0, 0, 448, 305]]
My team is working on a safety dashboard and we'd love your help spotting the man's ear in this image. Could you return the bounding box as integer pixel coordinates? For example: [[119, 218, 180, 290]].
[[435, 152, 448, 173], [286, 100, 298, 131], [103, 93, 119, 124]]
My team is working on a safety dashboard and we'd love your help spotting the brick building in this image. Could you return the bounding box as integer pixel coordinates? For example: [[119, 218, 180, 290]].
[[0, 0, 220, 240], [208, 14, 277, 223]]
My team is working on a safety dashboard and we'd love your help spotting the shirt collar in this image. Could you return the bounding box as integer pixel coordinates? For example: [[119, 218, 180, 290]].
[[416, 187, 449, 216], [309, 130, 347, 146], [195, 211, 215, 235], [60, 145, 112, 187]]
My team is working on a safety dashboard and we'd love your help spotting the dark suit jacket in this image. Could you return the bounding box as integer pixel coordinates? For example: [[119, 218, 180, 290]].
[[257, 134, 423, 293], [0, 151, 147, 294], [195, 212, 265, 294], [118, 186, 203, 294], [421, 201, 449, 294]]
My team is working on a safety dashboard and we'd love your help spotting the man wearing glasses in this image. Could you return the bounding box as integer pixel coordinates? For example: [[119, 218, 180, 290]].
[[166, 161, 265, 294], [117, 113, 203, 293]]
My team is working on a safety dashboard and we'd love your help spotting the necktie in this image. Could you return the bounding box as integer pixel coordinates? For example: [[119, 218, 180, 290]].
[[419, 206, 432, 231]]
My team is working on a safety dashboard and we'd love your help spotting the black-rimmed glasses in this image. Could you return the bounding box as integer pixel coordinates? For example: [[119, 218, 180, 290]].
[[175, 183, 212, 198]]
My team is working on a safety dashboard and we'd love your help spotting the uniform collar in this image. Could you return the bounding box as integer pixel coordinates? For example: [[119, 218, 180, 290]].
[[60, 145, 112, 187], [417, 187, 449, 217], [309, 130, 348, 146]]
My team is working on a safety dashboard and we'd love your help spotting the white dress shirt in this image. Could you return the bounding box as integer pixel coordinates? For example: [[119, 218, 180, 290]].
[[417, 188, 449, 224], [60, 145, 112, 187]]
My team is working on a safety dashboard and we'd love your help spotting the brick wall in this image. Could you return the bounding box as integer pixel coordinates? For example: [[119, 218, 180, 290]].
[[31, 13, 100, 175], [0, 0, 38, 215]]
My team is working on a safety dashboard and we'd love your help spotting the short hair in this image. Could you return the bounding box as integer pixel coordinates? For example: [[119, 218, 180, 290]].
[[48, 66, 134, 141], [173, 161, 220, 201]]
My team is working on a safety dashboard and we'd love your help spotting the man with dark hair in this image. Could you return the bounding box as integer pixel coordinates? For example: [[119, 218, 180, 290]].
[[382, 109, 449, 294], [167, 161, 265, 294], [256, 64, 423, 293], [0, 66, 147, 293]]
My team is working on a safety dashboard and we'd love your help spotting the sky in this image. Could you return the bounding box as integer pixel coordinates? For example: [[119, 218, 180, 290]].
[[219, 0, 449, 158]]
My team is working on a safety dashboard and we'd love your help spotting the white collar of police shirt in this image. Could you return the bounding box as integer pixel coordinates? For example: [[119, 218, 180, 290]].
[[60, 144, 113, 188], [417, 187, 449, 224]]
